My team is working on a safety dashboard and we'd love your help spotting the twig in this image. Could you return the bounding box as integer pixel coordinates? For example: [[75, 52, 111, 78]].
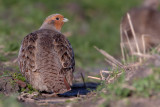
[[127, 13, 142, 62], [88, 76, 101, 80], [100, 71, 105, 80], [100, 70, 114, 81], [106, 74, 111, 82], [106, 72, 123, 83], [94, 46, 123, 68]]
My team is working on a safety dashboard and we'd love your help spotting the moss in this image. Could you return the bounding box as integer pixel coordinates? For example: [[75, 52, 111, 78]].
[[27, 84, 37, 94], [12, 72, 26, 82], [65, 99, 72, 103], [12, 72, 37, 93]]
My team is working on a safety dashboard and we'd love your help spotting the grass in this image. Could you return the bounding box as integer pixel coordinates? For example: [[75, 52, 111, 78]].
[[0, 54, 8, 62], [96, 66, 160, 107], [133, 67, 160, 97], [0, 0, 141, 68], [0, 70, 11, 77], [12, 72, 26, 82], [0, 94, 22, 107]]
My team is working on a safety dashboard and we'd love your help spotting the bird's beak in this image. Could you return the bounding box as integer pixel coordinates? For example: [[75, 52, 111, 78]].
[[63, 18, 69, 22]]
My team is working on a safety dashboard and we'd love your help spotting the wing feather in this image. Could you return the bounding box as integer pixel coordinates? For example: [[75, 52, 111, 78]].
[[53, 33, 75, 70], [53, 33, 75, 85], [18, 33, 38, 81]]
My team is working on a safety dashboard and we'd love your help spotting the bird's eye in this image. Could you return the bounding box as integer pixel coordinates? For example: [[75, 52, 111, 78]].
[[56, 17, 60, 20]]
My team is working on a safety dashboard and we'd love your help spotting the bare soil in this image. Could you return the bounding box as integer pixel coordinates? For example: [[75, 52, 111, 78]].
[[0, 53, 160, 107]]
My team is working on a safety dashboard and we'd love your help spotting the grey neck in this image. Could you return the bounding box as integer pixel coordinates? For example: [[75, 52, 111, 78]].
[[39, 23, 60, 32]]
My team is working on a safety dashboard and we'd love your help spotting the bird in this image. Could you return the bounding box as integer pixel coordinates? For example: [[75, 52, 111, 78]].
[[120, 0, 160, 52], [18, 14, 75, 94]]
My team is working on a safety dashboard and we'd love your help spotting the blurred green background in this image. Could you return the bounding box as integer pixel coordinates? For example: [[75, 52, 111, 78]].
[[0, 0, 141, 68]]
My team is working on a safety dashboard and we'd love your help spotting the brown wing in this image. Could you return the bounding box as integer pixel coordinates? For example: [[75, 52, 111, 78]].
[[18, 33, 38, 82], [53, 33, 75, 85]]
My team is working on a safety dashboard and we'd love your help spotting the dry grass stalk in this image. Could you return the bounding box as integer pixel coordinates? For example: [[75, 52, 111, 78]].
[[100, 70, 114, 81], [120, 43, 127, 64], [105, 58, 117, 68], [133, 52, 153, 58], [106, 74, 111, 82], [123, 62, 142, 71], [124, 30, 133, 53], [106, 72, 123, 83], [101, 70, 113, 74], [124, 30, 134, 62], [124, 30, 135, 63], [120, 23, 126, 64], [127, 13, 142, 62], [142, 34, 146, 59], [94, 46, 123, 68], [100, 71, 105, 80], [93, 43, 144, 85], [94, 46, 128, 83], [120, 34, 126, 64], [88, 76, 101, 80]]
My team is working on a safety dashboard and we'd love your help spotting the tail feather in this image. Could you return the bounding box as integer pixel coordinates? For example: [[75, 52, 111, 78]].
[[42, 71, 71, 94]]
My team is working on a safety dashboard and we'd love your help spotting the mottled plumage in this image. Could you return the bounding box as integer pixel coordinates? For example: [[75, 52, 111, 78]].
[[18, 14, 75, 94]]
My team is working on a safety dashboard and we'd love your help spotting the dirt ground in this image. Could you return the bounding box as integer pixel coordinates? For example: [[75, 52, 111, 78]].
[[0, 52, 160, 107]]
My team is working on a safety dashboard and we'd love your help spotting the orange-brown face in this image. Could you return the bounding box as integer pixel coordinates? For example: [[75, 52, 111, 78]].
[[45, 14, 68, 31]]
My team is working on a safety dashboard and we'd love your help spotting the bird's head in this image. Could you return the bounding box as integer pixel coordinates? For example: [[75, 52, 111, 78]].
[[40, 14, 68, 31]]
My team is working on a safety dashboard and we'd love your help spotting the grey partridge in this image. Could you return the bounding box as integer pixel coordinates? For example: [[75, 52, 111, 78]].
[[18, 14, 75, 94]]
